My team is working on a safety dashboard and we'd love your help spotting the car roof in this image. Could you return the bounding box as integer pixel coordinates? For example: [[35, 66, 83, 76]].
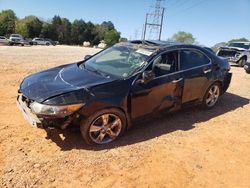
[[125, 40, 207, 52]]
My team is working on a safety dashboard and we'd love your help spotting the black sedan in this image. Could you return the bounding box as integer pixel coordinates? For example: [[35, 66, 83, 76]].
[[17, 40, 232, 145]]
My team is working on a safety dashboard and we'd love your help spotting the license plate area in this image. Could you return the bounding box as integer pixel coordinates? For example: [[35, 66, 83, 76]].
[[17, 95, 41, 128]]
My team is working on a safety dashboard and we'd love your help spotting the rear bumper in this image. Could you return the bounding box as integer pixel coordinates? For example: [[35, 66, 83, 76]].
[[222, 72, 232, 93]]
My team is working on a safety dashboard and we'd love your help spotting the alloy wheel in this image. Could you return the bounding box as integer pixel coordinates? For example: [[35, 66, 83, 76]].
[[89, 114, 122, 144], [206, 85, 220, 107]]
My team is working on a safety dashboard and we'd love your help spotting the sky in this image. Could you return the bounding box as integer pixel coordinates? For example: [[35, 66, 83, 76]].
[[0, 0, 249, 46]]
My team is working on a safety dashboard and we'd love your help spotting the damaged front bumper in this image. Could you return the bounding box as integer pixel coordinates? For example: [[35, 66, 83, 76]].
[[17, 94, 82, 129], [17, 94, 42, 128]]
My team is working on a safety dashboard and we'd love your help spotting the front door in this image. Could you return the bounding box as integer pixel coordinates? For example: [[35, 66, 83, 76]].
[[130, 50, 184, 119]]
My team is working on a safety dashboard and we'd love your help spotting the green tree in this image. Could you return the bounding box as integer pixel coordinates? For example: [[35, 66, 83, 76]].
[[60, 18, 72, 44], [51, 15, 62, 41], [92, 21, 116, 45], [15, 20, 29, 37], [51, 16, 72, 44], [228, 38, 249, 43], [15, 16, 43, 38], [40, 22, 57, 39], [171, 31, 196, 44], [71, 19, 87, 45], [0, 9, 17, 36], [104, 29, 120, 46], [101, 21, 114, 30]]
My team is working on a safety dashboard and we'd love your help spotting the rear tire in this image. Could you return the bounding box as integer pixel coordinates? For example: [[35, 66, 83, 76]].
[[80, 108, 127, 145], [202, 82, 221, 109], [238, 58, 246, 67]]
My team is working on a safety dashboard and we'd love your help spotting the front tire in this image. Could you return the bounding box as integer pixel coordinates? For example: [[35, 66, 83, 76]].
[[80, 108, 127, 145], [202, 82, 221, 109]]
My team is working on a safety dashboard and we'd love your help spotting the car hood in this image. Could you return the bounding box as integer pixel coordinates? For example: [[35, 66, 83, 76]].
[[20, 63, 116, 103], [220, 46, 246, 51]]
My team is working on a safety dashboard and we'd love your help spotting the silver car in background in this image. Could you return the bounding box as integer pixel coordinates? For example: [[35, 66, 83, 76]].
[[0, 36, 10, 45], [32, 38, 52, 45], [9, 34, 25, 46], [217, 42, 250, 67]]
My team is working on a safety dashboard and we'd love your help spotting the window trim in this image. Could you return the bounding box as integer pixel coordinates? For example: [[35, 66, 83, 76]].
[[144, 47, 212, 80], [149, 49, 179, 78]]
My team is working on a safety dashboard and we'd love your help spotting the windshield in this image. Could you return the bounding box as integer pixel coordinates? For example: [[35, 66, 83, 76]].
[[11, 34, 21, 38], [229, 43, 250, 50], [84, 45, 153, 78]]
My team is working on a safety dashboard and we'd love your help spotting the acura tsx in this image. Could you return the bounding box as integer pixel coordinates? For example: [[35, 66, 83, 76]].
[[17, 40, 232, 145]]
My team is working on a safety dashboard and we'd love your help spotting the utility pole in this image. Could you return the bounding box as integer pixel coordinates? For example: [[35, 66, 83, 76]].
[[143, 0, 165, 41]]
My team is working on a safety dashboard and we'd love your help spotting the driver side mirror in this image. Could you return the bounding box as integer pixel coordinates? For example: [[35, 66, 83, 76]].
[[84, 55, 92, 60], [137, 71, 155, 84]]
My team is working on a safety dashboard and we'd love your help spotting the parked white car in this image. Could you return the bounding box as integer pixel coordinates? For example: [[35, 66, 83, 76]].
[[0, 36, 10, 45], [32, 38, 52, 45], [9, 34, 25, 46]]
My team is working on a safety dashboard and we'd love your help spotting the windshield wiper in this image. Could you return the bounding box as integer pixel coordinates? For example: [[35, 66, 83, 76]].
[[85, 65, 110, 78]]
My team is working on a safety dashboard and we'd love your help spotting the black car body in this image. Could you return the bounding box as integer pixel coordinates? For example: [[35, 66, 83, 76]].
[[17, 40, 232, 145]]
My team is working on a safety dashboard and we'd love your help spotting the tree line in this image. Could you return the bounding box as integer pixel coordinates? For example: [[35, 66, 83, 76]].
[[0, 9, 121, 46]]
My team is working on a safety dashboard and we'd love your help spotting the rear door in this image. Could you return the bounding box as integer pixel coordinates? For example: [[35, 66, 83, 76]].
[[130, 50, 184, 119], [179, 49, 213, 103]]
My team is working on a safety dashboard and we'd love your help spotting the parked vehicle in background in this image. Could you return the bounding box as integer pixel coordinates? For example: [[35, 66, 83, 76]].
[[17, 40, 232, 145], [9, 34, 25, 46], [32, 38, 52, 45], [244, 62, 250, 74], [44, 38, 58, 46], [217, 42, 250, 67], [0, 36, 10, 45]]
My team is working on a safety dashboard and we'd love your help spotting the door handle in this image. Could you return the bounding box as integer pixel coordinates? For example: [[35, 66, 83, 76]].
[[203, 69, 212, 74], [172, 78, 183, 83]]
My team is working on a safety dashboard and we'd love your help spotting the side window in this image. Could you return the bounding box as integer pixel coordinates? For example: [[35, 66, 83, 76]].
[[152, 51, 178, 77], [180, 50, 210, 70]]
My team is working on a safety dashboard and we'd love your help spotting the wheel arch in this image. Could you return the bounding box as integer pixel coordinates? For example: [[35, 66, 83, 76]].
[[201, 80, 223, 102], [241, 55, 247, 60], [79, 104, 130, 129]]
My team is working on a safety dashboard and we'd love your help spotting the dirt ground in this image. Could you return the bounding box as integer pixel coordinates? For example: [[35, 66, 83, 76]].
[[0, 45, 250, 188]]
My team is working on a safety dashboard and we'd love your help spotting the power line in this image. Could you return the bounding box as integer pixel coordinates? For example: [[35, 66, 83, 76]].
[[167, 0, 187, 9], [167, 0, 207, 18]]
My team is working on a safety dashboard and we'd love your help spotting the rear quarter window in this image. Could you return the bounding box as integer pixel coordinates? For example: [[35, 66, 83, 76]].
[[180, 50, 210, 70]]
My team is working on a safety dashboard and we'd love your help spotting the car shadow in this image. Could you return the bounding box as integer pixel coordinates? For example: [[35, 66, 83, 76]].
[[45, 92, 249, 151]]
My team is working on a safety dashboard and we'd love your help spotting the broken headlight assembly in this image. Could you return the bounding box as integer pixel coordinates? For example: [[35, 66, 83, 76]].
[[30, 102, 84, 117]]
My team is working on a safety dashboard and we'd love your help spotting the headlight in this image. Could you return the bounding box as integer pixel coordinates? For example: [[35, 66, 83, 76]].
[[30, 102, 84, 117]]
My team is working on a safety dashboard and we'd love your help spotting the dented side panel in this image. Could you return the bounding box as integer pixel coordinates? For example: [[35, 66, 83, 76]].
[[130, 72, 183, 119]]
